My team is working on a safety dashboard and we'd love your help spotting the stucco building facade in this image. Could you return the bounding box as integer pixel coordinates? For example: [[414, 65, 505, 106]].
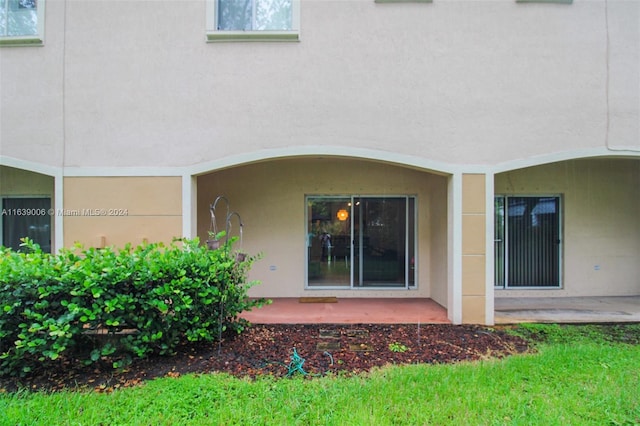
[[1, 0, 638, 324]]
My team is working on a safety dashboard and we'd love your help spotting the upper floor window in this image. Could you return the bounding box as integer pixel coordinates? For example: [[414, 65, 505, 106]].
[[218, 0, 291, 31], [206, 0, 299, 42], [0, 0, 44, 46]]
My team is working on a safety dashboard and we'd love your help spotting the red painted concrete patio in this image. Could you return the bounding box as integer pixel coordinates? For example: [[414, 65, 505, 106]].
[[240, 298, 450, 324], [241, 296, 640, 325]]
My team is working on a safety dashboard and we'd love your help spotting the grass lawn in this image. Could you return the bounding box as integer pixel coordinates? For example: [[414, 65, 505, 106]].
[[1, 324, 639, 425]]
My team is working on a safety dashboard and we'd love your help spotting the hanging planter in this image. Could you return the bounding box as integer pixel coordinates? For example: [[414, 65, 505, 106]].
[[207, 196, 229, 250], [207, 196, 247, 265], [206, 238, 222, 250]]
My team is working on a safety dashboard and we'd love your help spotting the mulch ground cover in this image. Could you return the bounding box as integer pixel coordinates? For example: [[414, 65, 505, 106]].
[[0, 324, 531, 393]]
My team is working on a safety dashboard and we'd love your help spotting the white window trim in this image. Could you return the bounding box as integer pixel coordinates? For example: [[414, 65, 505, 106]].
[[375, 0, 432, 3], [516, 0, 572, 3], [0, 0, 45, 47], [205, 0, 300, 43]]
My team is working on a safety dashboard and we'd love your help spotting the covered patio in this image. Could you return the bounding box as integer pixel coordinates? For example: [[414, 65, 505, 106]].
[[241, 298, 450, 324], [240, 297, 640, 325]]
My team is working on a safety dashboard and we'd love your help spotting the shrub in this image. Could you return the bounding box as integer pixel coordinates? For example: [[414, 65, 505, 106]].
[[0, 237, 266, 376]]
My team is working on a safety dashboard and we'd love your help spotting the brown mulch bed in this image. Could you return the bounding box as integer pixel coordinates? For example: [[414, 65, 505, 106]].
[[0, 324, 531, 393]]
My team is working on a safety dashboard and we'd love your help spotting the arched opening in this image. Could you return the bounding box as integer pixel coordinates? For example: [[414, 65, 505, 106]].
[[494, 157, 640, 322], [196, 157, 450, 308]]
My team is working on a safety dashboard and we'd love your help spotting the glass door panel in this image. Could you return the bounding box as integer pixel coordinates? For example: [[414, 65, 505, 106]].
[[494, 197, 505, 287], [407, 197, 416, 287], [353, 197, 407, 288], [494, 196, 561, 288], [2, 197, 51, 253], [307, 197, 351, 287], [507, 197, 560, 287]]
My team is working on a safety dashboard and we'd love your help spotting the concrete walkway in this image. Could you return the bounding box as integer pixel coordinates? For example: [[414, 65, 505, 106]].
[[494, 296, 640, 324]]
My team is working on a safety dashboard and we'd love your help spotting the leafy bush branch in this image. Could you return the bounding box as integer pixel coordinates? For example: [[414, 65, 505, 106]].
[[0, 237, 267, 376]]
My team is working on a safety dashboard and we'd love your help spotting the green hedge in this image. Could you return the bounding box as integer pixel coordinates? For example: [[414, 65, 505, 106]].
[[0, 238, 267, 376]]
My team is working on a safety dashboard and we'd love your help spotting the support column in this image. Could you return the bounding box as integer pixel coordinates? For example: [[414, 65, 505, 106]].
[[182, 174, 197, 239], [447, 173, 462, 324], [54, 171, 64, 252], [461, 173, 489, 324]]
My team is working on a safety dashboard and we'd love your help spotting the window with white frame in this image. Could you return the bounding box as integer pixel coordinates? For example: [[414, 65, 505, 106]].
[[206, 0, 299, 42], [0, 0, 45, 46]]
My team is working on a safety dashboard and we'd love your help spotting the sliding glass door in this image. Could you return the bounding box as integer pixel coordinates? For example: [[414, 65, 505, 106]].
[[495, 196, 561, 288], [307, 196, 415, 289], [307, 196, 352, 287]]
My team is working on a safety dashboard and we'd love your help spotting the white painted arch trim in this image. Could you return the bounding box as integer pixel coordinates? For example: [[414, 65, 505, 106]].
[[4, 146, 638, 179], [187, 146, 640, 178], [63, 167, 183, 177], [186, 146, 460, 177], [0, 156, 61, 178], [493, 147, 640, 174]]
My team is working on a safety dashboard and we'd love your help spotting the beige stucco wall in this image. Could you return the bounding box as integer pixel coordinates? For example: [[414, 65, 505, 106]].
[[0, 3, 65, 167], [197, 158, 448, 300], [63, 177, 182, 248], [428, 178, 448, 309], [495, 158, 640, 297], [1, 1, 637, 169]]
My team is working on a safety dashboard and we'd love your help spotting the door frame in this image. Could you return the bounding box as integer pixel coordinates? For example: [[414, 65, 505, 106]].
[[305, 194, 417, 290], [494, 194, 563, 289]]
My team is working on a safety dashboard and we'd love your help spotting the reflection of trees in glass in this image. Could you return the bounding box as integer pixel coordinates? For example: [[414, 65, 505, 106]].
[[363, 199, 403, 253], [308, 199, 346, 237], [1, 0, 38, 36], [218, 0, 291, 31], [309, 200, 330, 221], [217, 0, 251, 30], [19, 0, 37, 8]]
